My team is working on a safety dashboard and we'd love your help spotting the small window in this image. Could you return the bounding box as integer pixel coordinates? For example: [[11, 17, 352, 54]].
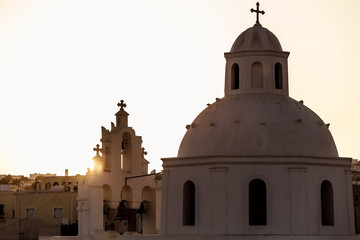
[[26, 208, 35, 219], [0, 204, 4, 219], [275, 62, 283, 89], [231, 63, 240, 90], [321, 180, 334, 226], [183, 180, 195, 226], [54, 208, 63, 218], [249, 179, 267, 225]]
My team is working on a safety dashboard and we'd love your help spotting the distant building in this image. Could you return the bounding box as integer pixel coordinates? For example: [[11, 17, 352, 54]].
[[0, 189, 77, 239], [36, 169, 85, 192], [0, 171, 83, 239]]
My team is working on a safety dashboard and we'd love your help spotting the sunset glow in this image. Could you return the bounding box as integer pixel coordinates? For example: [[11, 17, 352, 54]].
[[0, 0, 359, 176]]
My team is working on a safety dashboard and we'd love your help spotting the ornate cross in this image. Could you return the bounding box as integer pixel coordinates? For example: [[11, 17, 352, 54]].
[[117, 100, 127, 110], [250, 2, 265, 24], [93, 144, 102, 155], [141, 147, 147, 157]]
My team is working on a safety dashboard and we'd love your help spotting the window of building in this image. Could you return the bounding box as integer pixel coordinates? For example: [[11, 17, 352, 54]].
[[275, 62, 283, 89], [53, 182, 59, 186], [0, 204, 4, 219], [249, 178, 267, 225], [45, 182, 51, 190], [231, 63, 240, 90], [54, 208, 63, 218], [183, 180, 195, 226], [251, 62, 263, 88], [26, 208, 35, 219], [321, 180, 334, 226]]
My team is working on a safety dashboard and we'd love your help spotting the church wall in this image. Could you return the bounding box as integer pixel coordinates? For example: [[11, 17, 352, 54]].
[[162, 156, 354, 236], [163, 166, 212, 235]]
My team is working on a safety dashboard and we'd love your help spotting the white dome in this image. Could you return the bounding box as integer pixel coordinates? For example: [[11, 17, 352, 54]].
[[178, 94, 338, 158], [230, 23, 282, 52]]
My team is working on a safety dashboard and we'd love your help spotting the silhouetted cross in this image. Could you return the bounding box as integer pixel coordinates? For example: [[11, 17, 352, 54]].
[[141, 147, 147, 157], [250, 2, 265, 24], [117, 100, 127, 110], [93, 144, 102, 155]]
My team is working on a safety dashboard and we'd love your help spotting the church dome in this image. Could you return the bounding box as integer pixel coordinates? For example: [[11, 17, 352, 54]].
[[230, 23, 282, 52], [178, 94, 338, 158]]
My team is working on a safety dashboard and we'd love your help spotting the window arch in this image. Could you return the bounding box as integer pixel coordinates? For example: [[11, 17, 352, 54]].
[[102, 184, 112, 201], [121, 185, 133, 202], [53, 182, 59, 186], [249, 178, 267, 225], [251, 62, 263, 88], [321, 180, 334, 226], [231, 63, 240, 90], [45, 182, 51, 190], [183, 180, 195, 226], [275, 62, 283, 89], [142, 186, 152, 202], [122, 132, 132, 173]]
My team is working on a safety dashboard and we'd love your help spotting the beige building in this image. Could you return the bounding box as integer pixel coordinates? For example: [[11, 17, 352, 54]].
[[36, 170, 85, 192], [0, 189, 77, 239]]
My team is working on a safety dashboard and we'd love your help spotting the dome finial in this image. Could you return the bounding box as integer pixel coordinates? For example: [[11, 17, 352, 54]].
[[117, 99, 127, 110], [250, 2, 265, 24]]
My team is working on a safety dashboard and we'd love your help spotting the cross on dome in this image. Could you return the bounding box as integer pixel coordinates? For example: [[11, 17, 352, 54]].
[[117, 100, 127, 110], [93, 144, 102, 155], [250, 2, 265, 24]]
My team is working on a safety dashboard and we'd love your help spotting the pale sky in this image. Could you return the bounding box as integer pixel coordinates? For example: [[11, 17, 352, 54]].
[[0, 0, 359, 177]]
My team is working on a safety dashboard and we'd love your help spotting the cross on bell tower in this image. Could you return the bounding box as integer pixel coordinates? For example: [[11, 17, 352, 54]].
[[93, 144, 102, 155], [115, 99, 129, 128], [250, 2, 265, 24]]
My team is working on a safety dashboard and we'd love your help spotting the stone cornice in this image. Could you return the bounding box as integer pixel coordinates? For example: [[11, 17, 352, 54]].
[[162, 155, 351, 168], [224, 50, 290, 58]]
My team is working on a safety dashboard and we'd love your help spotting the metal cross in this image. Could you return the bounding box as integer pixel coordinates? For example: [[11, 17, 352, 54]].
[[250, 2, 265, 24], [93, 144, 102, 155], [117, 100, 127, 110], [141, 147, 147, 157]]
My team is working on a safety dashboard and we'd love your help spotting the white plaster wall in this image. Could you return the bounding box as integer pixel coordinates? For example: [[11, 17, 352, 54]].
[[161, 156, 354, 236]]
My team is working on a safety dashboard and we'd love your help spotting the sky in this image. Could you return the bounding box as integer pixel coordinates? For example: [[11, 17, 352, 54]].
[[0, 0, 359, 177]]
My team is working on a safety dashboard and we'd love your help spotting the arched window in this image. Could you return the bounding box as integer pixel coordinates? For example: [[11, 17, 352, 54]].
[[231, 63, 240, 90], [249, 178, 267, 225], [275, 62, 283, 89], [45, 182, 51, 190], [321, 180, 334, 226], [102, 184, 112, 201], [122, 132, 132, 173], [251, 62, 263, 88], [121, 185, 133, 202], [53, 182, 59, 186], [142, 186, 152, 202], [183, 180, 195, 226]]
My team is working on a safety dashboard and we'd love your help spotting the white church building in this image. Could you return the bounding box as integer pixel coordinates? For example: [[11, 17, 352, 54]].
[[41, 3, 357, 240]]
